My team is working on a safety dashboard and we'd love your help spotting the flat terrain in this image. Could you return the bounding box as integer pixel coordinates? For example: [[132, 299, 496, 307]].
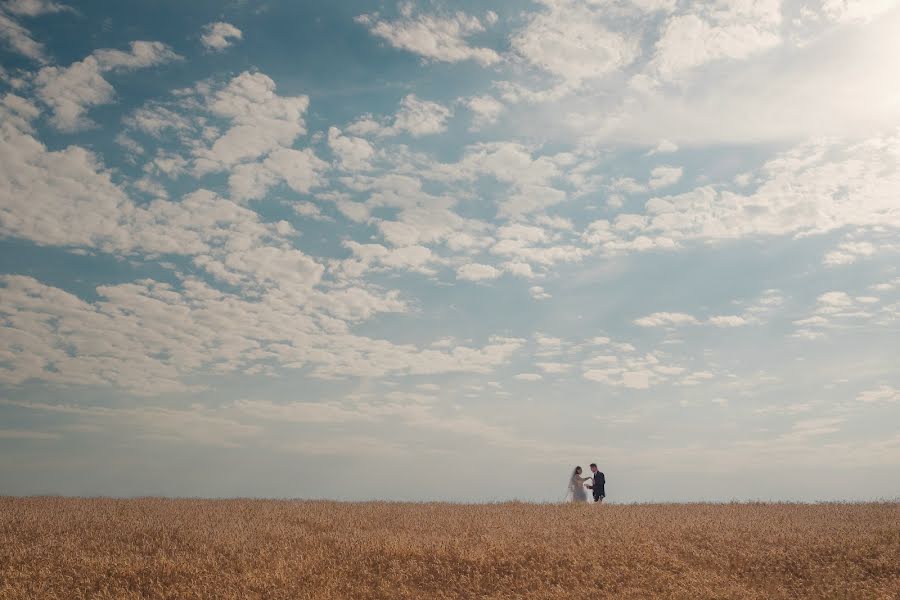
[[0, 498, 897, 599]]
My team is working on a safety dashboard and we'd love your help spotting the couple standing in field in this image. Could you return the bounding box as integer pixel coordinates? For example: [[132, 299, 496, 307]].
[[567, 463, 605, 503]]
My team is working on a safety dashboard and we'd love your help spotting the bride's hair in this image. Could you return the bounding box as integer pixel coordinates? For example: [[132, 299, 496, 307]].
[[572, 466, 582, 478]]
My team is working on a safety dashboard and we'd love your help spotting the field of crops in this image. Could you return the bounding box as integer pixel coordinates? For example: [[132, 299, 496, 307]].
[[0, 498, 897, 599]]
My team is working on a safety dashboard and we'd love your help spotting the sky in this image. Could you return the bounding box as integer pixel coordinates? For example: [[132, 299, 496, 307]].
[[1, 0, 899, 503]]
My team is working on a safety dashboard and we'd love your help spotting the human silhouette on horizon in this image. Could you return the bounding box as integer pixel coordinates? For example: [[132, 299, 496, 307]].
[[586, 463, 605, 503]]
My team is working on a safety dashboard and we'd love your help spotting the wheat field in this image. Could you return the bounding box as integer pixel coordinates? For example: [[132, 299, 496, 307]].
[[0, 498, 897, 599]]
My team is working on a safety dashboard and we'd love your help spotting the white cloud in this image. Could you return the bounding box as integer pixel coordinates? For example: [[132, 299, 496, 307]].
[[293, 201, 325, 220], [509, 0, 638, 94], [753, 402, 814, 416], [349, 94, 452, 138], [612, 178, 647, 195], [0, 121, 136, 249], [678, 370, 716, 386], [856, 385, 900, 403], [634, 312, 699, 327], [818, 291, 854, 308], [788, 416, 844, 438], [3, 0, 71, 16], [0, 117, 330, 292], [124, 104, 194, 137], [0, 106, 335, 300], [192, 71, 311, 173], [592, 134, 900, 254], [650, 8, 781, 81], [0, 10, 46, 62], [1, 92, 39, 131], [629, 0, 677, 13], [823, 240, 878, 266], [228, 147, 327, 201], [647, 139, 678, 155], [503, 262, 535, 278], [707, 315, 748, 327], [35, 41, 180, 131], [574, 10, 900, 145], [0, 274, 526, 393], [356, 6, 500, 66], [201, 22, 242, 52], [457, 263, 501, 281], [581, 336, 692, 389], [535, 333, 564, 349], [529, 285, 551, 300], [870, 277, 900, 292], [390, 94, 452, 137], [114, 132, 143, 154], [465, 95, 504, 128], [790, 287, 896, 339], [338, 241, 438, 277], [648, 165, 682, 189], [514, 373, 543, 381], [327, 126, 375, 171], [821, 0, 898, 23]]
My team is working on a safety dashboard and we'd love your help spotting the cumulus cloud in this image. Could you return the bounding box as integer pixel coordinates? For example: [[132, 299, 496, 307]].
[[585, 134, 900, 255], [856, 385, 900, 403], [821, 0, 898, 23], [577, 333, 698, 389], [650, 6, 781, 81], [648, 165, 682, 189], [634, 312, 699, 327], [3, 0, 71, 16], [571, 9, 900, 145], [465, 95, 504, 128], [228, 147, 327, 201], [0, 274, 527, 393], [457, 263, 501, 281], [0, 107, 330, 294], [505, 0, 638, 99], [192, 71, 311, 173], [200, 21, 242, 51], [529, 285, 551, 300], [327, 126, 375, 171], [356, 5, 500, 66], [822, 236, 898, 267], [635, 310, 752, 329], [34, 41, 180, 131], [337, 241, 437, 277], [707, 315, 748, 327], [790, 287, 899, 339], [348, 94, 452, 138], [647, 139, 678, 155], [514, 373, 543, 381], [390, 94, 452, 136], [0, 9, 47, 61]]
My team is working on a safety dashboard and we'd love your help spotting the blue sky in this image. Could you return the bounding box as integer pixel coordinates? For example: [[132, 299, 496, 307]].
[[1, 0, 899, 502]]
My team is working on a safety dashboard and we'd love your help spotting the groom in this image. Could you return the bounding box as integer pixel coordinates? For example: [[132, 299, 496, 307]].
[[586, 463, 605, 503]]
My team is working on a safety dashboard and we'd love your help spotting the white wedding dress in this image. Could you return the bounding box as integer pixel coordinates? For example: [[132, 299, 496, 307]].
[[567, 476, 588, 502]]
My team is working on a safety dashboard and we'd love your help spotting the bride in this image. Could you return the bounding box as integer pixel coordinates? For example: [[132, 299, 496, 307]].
[[566, 466, 591, 502]]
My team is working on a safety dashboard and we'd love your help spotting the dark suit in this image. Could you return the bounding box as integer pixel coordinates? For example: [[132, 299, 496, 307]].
[[591, 471, 605, 502]]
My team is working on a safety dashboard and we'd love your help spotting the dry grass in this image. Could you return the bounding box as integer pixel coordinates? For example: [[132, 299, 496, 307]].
[[0, 498, 897, 599]]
